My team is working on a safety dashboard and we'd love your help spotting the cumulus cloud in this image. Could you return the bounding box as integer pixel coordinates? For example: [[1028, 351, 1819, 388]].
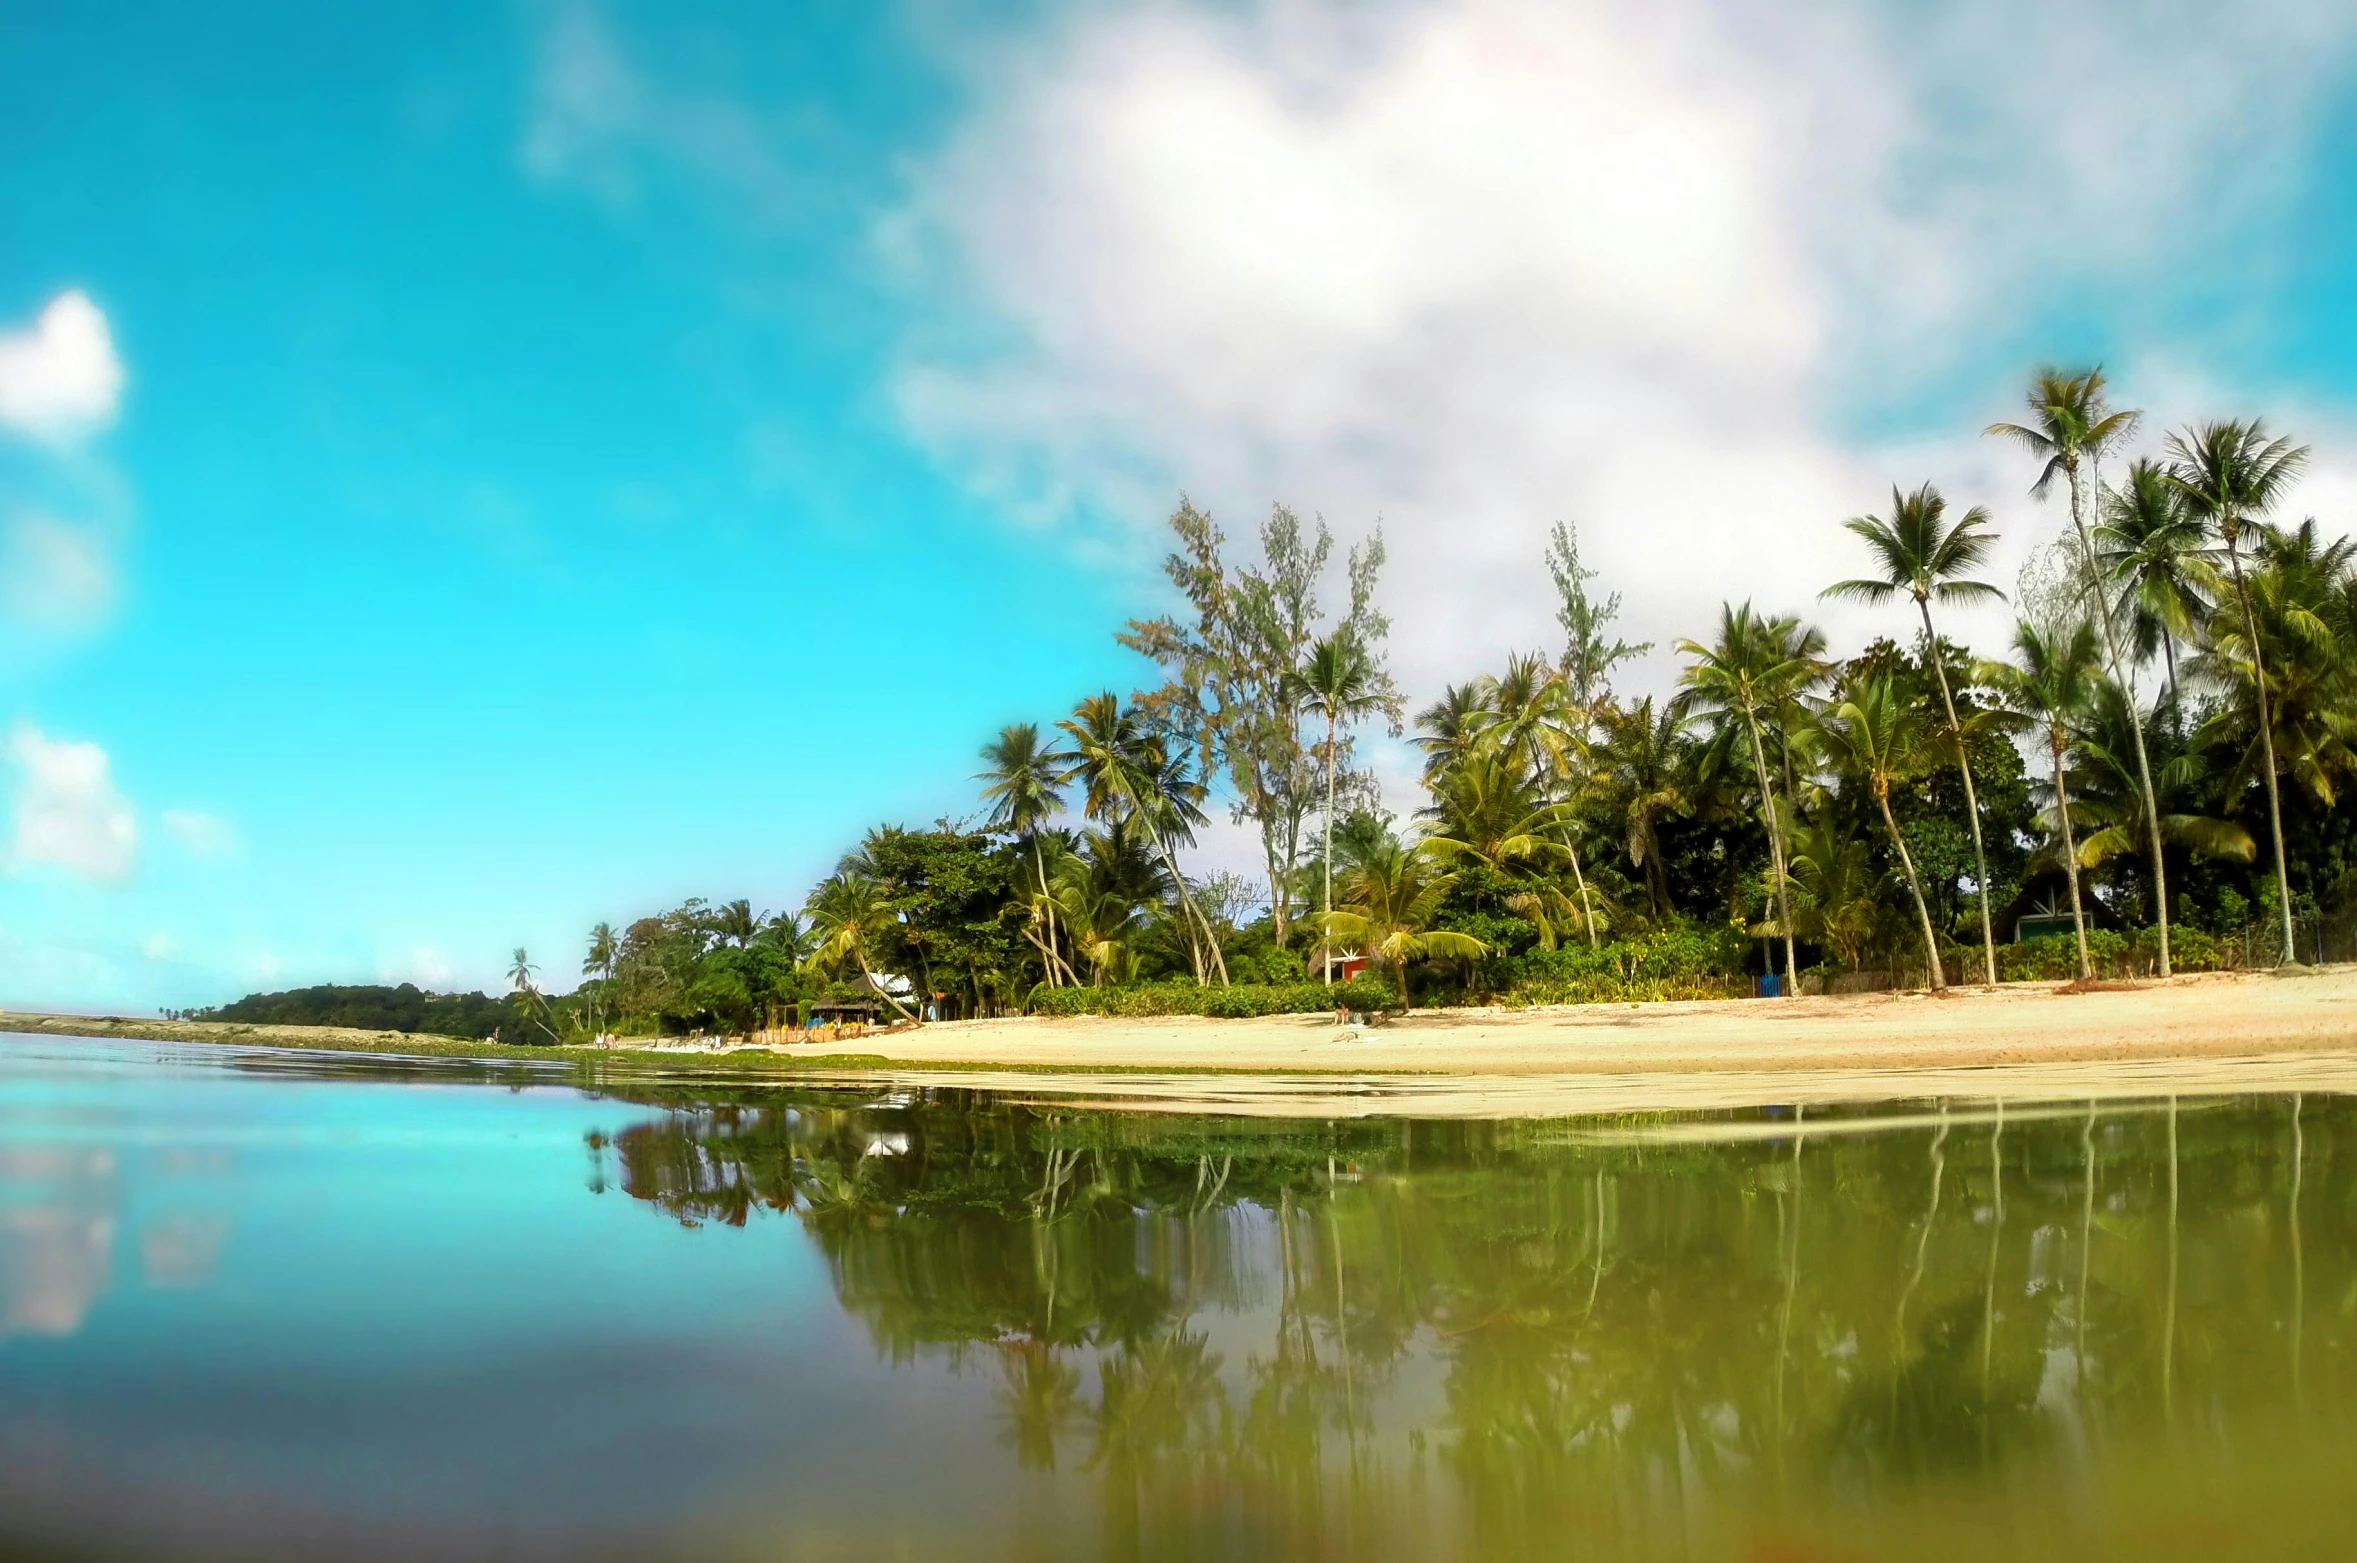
[[5, 723, 136, 884], [890, 0, 2357, 695], [380, 946, 454, 989], [0, 291, 124, 446], [159, 808, 238, 860]]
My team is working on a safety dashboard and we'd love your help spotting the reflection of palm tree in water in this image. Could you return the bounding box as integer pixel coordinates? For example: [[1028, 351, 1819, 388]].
[[1894, 1103, 1951, 1386], [2077, 1102, 2096, 1382], [2290, 1094, 2305, 1410], [1981, 1102, 2006, 1465], [1775, 1107, 1805, 1487]]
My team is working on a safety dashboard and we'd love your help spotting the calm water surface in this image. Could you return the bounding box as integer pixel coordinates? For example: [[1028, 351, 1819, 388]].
[[2, 1034, 2353, 1560]]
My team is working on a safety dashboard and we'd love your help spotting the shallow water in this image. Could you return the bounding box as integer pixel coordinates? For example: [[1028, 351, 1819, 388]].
[[2, 1035, 2353, 1560]]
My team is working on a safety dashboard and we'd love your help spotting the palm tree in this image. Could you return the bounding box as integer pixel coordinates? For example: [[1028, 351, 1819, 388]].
[[1987, 368, 2174, 975], [1296, 632, 1391, 984], [979, 722, 1079, 987], [1422, 753, 1591, 949], [1313, 836, 1487, 1007], [716, 899, 764, 946], [1058, 693, 1229, 984], [506, 947, 558, 1043], [1674, 604, 1818, 993], [2188, 536, 2357, 852], [1782, 815, 1883, 972], [1818, 674, 1947, 990], [582, 922, 619, 1037], [2068, 678, 2256, 887], [2098, 457, 2212, 709], [1474, 653, 1603, 946], [805, 867, 920, 1021], [1825, 482, 2005, 984], [1414, 682, 1487, 784], [1981, 620, 2104, 980], [2167, 419, 2311, 964], [1594, 697, 1690, 921]]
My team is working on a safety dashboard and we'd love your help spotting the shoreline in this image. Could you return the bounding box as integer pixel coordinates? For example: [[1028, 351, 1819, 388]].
[[7, 966, 2357, 1079]]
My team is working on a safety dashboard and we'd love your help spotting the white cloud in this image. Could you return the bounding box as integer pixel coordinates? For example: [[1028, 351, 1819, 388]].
[[142, 932, 174, 961], [0, 291, 124, 446], [4, 723, 135, 885], [252, 951, 281, 982], [890, 0, 2357, 695], [3, 513, 117, 628], [521, 4, 795, 217], [159, 808, 238, 860], [379, 946, 454, 989]]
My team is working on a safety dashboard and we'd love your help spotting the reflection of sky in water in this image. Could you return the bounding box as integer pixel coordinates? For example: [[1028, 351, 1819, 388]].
[[2, 1035, 2353, 1562], [0, 1037, 875, 1558]]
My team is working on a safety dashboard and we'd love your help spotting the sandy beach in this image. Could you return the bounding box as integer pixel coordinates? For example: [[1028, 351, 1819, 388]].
[[790, 966, 2357, 1076]]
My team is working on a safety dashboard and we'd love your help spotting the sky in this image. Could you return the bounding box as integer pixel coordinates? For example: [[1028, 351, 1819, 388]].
[[6, 0, 2357, 1011]]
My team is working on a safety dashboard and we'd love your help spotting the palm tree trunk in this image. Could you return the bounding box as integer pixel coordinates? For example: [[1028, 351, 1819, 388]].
[[1919, 600, 1999, 985], [856, 952, 920, 1023], [1323, 711, 1338, 987], [1878, 788, 1947, 991], [2069, 462, 2172, 974], [1159, 838, 1230, 986], [1742, 711, 1798, 993], [2052, 729, 2093, 982], [1031, 837, 1064, 988], [1528, 733, 1598, 947], [2227, 536, 2299, 964], [1565, 841, 1598, 947]]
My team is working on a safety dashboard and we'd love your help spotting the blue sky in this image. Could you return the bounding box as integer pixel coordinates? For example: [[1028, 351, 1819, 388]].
[[6, 0, 2357, 1009]]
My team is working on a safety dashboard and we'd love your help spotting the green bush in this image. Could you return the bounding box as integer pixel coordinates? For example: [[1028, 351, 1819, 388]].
[[1027, 977, 1397, 1019], [1498, 923, 1752, 1006], [1996, 925, 2225, 981]]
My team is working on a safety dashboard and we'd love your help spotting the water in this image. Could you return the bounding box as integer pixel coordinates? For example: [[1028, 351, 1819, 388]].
[[3, 1035, 2353, 1560]]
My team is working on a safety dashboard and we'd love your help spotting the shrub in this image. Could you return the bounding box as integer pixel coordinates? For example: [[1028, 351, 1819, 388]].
[[1497, 923, 1753, 1006], [1026, 977, 1397, 1019], [1996, 925, 2222, 981]]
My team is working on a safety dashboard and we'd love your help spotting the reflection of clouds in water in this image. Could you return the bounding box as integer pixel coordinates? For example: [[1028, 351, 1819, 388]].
[[0, 1146, 118, 1338], [139, 1213, 229, 1289]]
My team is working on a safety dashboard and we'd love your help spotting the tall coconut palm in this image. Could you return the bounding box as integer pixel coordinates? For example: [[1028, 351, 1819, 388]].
[[1296, 632, 1391, 984], [1421, 751, 1590, 950], [1981, 621, 2104, 980], [716, 899, 764, 947], [1818, 674, 1948, 990], [508, 947, 537, 994], [2167, 419, 2312, 964], [1987, 368, 2174, 974], [1313, 836, 1487, 1007], [2067, 679, 2256, 886], [1474, 653, 1602, 945], [1825, 482, 2005, 985], [582, 922, 619, 1037], [1594, 696, 1690, 921], [806, 867, 920, 1021], [1058, 693, 1229, 984], [1674, 603, 1818, 993], [978, 722, 1080, 987], [2098, 458, 2213, 709]]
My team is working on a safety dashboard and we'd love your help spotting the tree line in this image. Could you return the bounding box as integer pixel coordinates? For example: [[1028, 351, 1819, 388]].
[[200, 367, 2357, 1036]]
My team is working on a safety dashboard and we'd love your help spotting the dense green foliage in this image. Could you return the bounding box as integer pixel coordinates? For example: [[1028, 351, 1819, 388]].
[[193, 983, 548, 1041], [1027, 977, 1396, 1018]]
